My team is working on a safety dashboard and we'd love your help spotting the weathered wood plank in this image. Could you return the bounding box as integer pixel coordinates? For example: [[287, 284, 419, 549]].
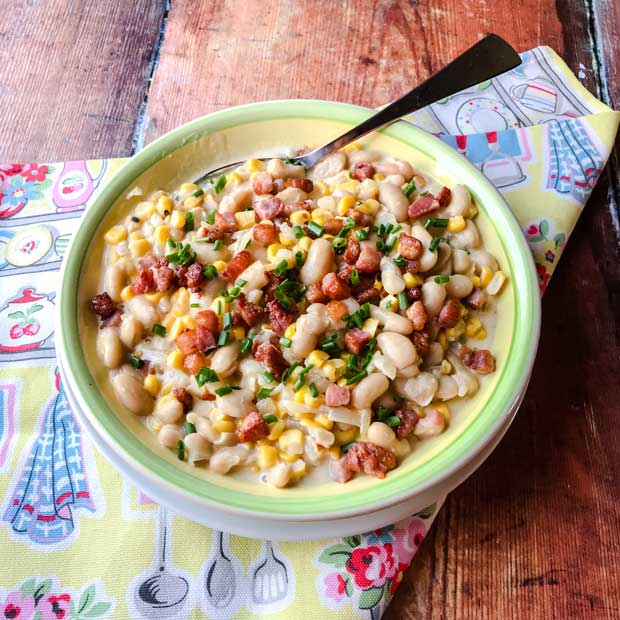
[[0, 0, 166, 162]]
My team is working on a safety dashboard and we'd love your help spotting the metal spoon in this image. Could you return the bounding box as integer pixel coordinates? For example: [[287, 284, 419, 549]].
[[193, 34, 521, 184]]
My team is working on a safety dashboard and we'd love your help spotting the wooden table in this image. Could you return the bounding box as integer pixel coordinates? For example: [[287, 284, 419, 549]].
[[2, 2, 618, 618]]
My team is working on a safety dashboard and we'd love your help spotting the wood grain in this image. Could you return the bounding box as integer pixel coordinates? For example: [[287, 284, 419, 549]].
[[0, 0, 166, 162]]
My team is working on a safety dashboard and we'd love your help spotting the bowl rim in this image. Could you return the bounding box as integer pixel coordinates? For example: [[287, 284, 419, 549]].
[[58, 99, 541, 520]]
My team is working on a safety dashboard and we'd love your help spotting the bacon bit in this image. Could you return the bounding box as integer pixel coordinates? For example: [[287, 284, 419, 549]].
[[254, 196, 284, 221], [252, 222, 277, 247], [137, 253, 160, 269], [175, 264, 188, 287], [346, 209, 373, 227], [437, 297, 461, 328], [198, 225, 224, 242], [222, 250, 251, 281], [326, 300, 348, 322], [153, 263, 175, 291], [325, 384, 351, 407], [272, 178, 286, 194], [398, 234, 424, 260], [352, 274, 380, 303], [253, 339, 288, 379], [285, 178, 314, 193], [175, 329, 199, 355], [100, 309, 122, 328], [403, 259, 421, 274], [323, 218, 344, 235], [321, 272, 351, 301], [355, 245, 382, 274], [237, 294, 265, 327], [407, 287, 422, 303], [337, 262, 354, 281], [90, 292, 116, 319], [196, 309, 220, 333], [405, 300, 427, 331], [173, 387, 193, 412], [394, 408, 419, 439], [252, 171, 274, 195], [214, 211, 238, 232], [408, 193, 440, 219], [414, 408, 446, 437], [464, 287, 487, 310], [305, 282, 328, 304], [263, 270, 286, 301], [344, 328, 371, 354], [183, 353, 206, 375], [411, 330, 430, 355], [283, 199, 312, 218], [236, 411, 269, 443], [436, 186, 452, 206], [196, 324, 217, 352], [329, 457, 355, 483], [351, 161, 375, 181], [132, 268, 154, 294], [266, 299, 294, 335], [345, 442, 397, 479], [460, 346, 496, 374], [185, 262, 205, 292], [343, 237, 361, 265]]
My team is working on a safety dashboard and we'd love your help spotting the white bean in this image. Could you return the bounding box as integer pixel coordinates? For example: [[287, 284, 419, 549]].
[[184, 433, 212, 463], [219, 188, 252, 213], [395, 372, 438, 406], [375, 159, 414, 180], [155, 394, 184, 424], [446, 353, 479, 397], [410, 225, 439, 272], [237, 260, 268, 292], [300, 238, 334, 285], [423, 342, 444, 367], [111, 367, 154, 415], [276, 187, 307, 204], [452, 220, 481, 249], [437, 375, 459, 401], [103, 263, 126, 302], [125, 295, 160, 330], [348, 149, 381, 164], [452, 249, 472, 274], [377, 332, 417, 369], [119, 314, 143, 348], [370, 305, 414, 335], [209, 448, 241, 474], [311, 152, 347, 178], [397, 363, 420, 378], [266, 462, 292, 488], [421, 281, 447, 319], [351, 373, 390, 409], [158, 424, 183, 448], [367, 421, 396, 450], [445, 274, 474, 298], [290, 312, 330, 359], [97, 327, 124, 369], [210, 341, 240, 377], [380, 257, 405, 295], [384, 173, 405, 186], [378, 182, 408, 222], [414, 409, 445, 437], [441, 184, 471, 217], [216, 388, 253, 418], [268, 158, 306, 179], [194, 417, 219, 442], [469, 249, 499, 272]]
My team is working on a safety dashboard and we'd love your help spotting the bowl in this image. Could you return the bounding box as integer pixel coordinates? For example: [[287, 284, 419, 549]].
[[56, 100, 540, 540]]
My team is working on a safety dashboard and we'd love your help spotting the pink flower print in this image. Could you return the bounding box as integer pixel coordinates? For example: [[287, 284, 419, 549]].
[[38, 594, 71, 620], [527, 224, 538, 236], [345, 543, 397, 589], [392, 517, 427, 566], [1, 592, 35, 620], [324, 572, 348, 603], [21, 164, 49, 183]]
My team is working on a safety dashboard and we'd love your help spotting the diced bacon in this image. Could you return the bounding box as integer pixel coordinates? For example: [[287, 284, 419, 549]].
[[185, 262, 204, 292], [173, 387, 193, 412], [214, 211, 238, 232], [326, 300, 348, 322], [460, 346, 496, 374], [153, 263, 175, 291], [175, 265, 188, 287], [355, 245, 382, 274], [237, 295, 265, 327], [132, 268, 154, 294], [196, 309, 220, 333], [437, 297, 461, 328], [403, 259, 421, 274], [137, 253, 160, 269], [329, 456, 355, 483], [325, 384, 351, 407], [253, 340, 288, 379], [464, 287, 487, 310], [436, 186, 452, 206], [285, 178, 314, 193], [266, 299, 294, 335], [222, 250, 251, 280], [321, 273, 351, 301], [175, 329, 199, 355], [406, 287, 422, 303], [90, 292, 116, 319], [254, 197, 284, 220], [398, 234, 424, 260], [338, 262, 354, 281], [283, 199, 312, 218], [195, 324, 217, 352], [343, 237, 360, 264], [263, 270, 286, 301], [252, 171, 274, 195], [100, 309, 122, 327], [345, 442, 397, 479], [272, 178, 286, 194], [236, 411, 269, 443], [346, 209, 373, 227], [414, 408, 445, 437], [408, 193, 440, 219], [394, 408, 419, 439], [305, 282, 328, 304], [411, 330, 430, 355], [351, 161, 375, 181], [405, 300, 427, 331], [344, 328, 371, 354], [198, 225, 224, 242], [352, 275, 379, 303], [183, 353, 206, 375], [323, 218, 344, 235], [252, 222, 276, 246]]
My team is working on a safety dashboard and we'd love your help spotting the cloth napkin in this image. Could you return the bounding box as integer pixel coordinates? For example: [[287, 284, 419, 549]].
[[0, 46, 617, 620]]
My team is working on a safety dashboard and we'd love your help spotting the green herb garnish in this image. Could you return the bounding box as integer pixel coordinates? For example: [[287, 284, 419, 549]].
[[203, 264, 217, 280], [274, 259, 289, 276], [279, 337, 292, 348], [307, 221, 324, 237], [386, 415, 402, 427], [293, 225, 304, 239], [403, 180, 416, 198], [184, 421, 197, 434], [214, 175, 226, 193], [215, 385, 240, 397], [257, 387, 275, 399], [213, 239, 222, 251], [177, 440, 185, 460], [429, 236, 449, 253], [355, 228, 368, 241], [434, 275, 450, 284], [193, 188, 204, 198], [206, 210, 216, 225], [424, 218, 449, 229], [309, 383, 319, 398], [350, 268, 360, 286], [195, 367, 219, 387], [130, 355, 144, 369], [152, 324, 166, 337], [346, 369, 368, 385], [240, 336, 253, 354], [263, 414, 278, 424], [397, 291, 409, 310], [184, 211, 195, 232]]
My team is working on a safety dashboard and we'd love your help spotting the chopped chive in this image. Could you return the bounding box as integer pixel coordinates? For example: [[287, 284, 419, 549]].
[[184, 211, 195, 232], [177, 440, 185, 460], [214, 175, 226, 193], [213, 239, 222, 251], [166, 241, 196, 266], [355, 228, 368, 241], [350, 268, 360, 286], [203, 264, 217, 280], [376, 406, 392, 421], [152, 323, 166, 337], [429, 236, 449, 252], [386, 415, 402, 427], [279, 337, 292, 348], [240, 336, 253, 354], [195, 367, 219, 386], [434, 275, 450, 284], [403, 180, 416, 198], [393, 255, 406, 266], [206, 210, 216, 225], [193, 237, 212, 243], [130, 355, 144, 369], [257, 387, 275, 399], [167, 238, 176, 248], [332, 237, 347, 252], [281, 362, 299, 383], [224, 286, 242, 302], [397, 291, 409, 310], [295, 251, 304, 267], [191, 303, 200, 308], [293, 225, 304, 239], [236, 278, 248, 288], [216, 300, 222, 315], [193, 188, 204, 198], [341, 440, 356, 452], [424, 217, 449, 229], [309, 382, 319, 398], [293, 376, 306, 391], [218, 331, 229, 346], [184, 421, 197, 434], [274, 259, 289, 276], [263, 413, 278, 424], [307, 221, 324, 237], [214, 385, 240, 397], [222, 312, 233, 330], [420, 190, 429, 196], [264, 371, 275, 383], [346, 369, 368, 385]]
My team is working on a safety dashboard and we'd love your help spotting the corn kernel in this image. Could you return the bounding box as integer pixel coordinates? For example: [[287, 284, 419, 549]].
[[267, 420, 286, 441], [145, 291, 163, 304], [104, 225, 127, 245], [440, 359, 453, 375], [180, 183, 200, 195], [120, 286, 134, 302], [311, 208, 333, 226], [304, 393, 322, 408], [290, 210, 310, 225], [279, 233, 296, 248], [156, 195, 174, 216], [168, 318, 186, 340], [297, 237, 312, 252], [160, 382, 173, 396], [479, 266, 493, 287], [466, 317, 483, 338], [476, 328, 487, 340], [342, 142, 362, 152], [279, 451, 299, 463], [337, 195, 356, 216], [258, 445, 278, 469], [183, 195, 203, 210], [213, 420, 236, 433], [135, 201, 155, 219], [447, 215, 466, 233], [166, 351, 185, 370], [299, 418, 321, 429], [470, 275, 481, 287], [290, 460, 307, 480], [486, 270, 507, 295], [438, 331, 448, 350], [154, 225, 171, 246], [403, 273, 421, 288], [329, 446, 341, 459], [267, 244, 284, 261], [336, 377, 348, 387], [313, 180, 331, 196], [171, 287, 189, 309], [162, 313, 175, 331], [278, 429, 304, 455], [231, 326, 245, 340], [129, 231, 143, 241], [316, 414, 333, 430], [307, 350, 329, 368], [445, 319, 466, 341], [234, 210, 256, 229], [210, 262, 226, 275], [373, 173, 385, 182], [323, 359, 345, 381], [362, 318, 379, 337], [335, 180, 360, 194], [434, 403, 451, 425], [334, 428, 357, 444], [129, 238, 151, 258], [183, 315, 196, 330], [284, 323, 296, 339], [108, 250, 120, 264], [356, 199, 380, 216], [245, 158, 265, 173], [228, 172, 242, 185], [293, 386, 309, 403], [170, 210, 186, 229]]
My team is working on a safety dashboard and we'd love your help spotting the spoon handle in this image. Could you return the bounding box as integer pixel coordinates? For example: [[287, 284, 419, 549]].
[[299, 34, 521, 168]]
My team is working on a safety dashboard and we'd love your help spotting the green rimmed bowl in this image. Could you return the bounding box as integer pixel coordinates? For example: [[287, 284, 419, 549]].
[[57, 100, 540, 540]]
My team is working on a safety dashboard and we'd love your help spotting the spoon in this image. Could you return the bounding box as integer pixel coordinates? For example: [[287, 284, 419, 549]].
[[204, 531, 237, 609], [193, 33, 521, 184], [133, 508, 190, 619]]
